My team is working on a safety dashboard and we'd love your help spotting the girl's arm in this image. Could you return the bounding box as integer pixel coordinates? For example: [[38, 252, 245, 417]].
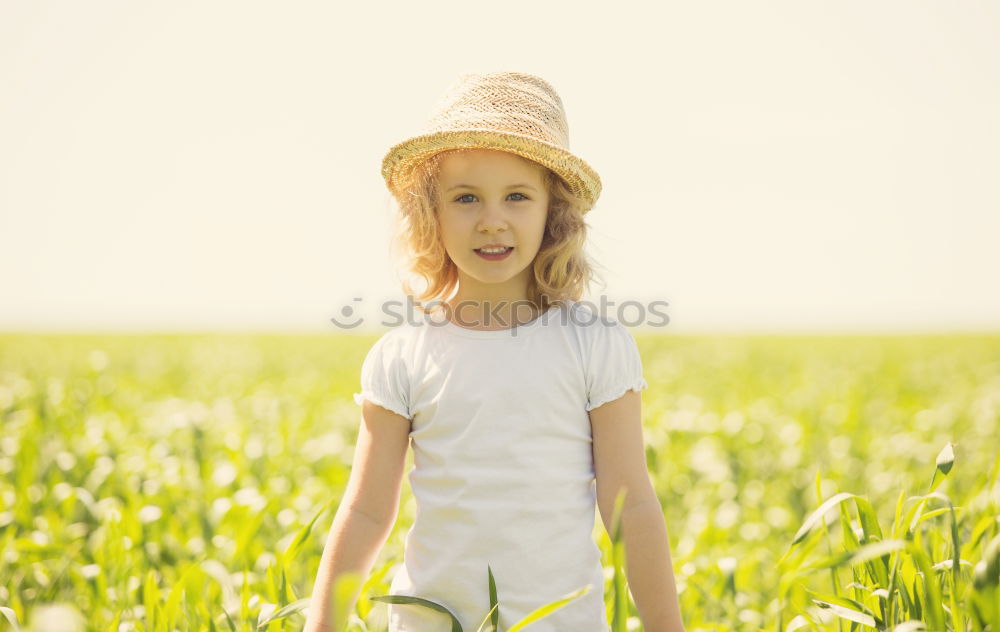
[[590, 389, 685, 632], [303, 400, 411, 632]]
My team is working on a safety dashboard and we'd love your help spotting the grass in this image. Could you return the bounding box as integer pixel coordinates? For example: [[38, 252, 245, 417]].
[[0, 332, 997, 631]]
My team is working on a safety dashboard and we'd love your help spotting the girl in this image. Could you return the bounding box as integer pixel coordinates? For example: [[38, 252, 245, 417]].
[[304, 72, 684, 632]]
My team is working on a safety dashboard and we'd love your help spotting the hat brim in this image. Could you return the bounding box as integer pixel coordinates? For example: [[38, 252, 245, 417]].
[[381, 129, 602, 210]]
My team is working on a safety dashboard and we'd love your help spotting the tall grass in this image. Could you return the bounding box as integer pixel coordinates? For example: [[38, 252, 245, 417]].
[[0, 333, 997, 631]]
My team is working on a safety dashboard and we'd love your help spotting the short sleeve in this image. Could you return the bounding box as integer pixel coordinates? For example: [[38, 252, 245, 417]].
[[584, 320, 649, 412], [352, 335, 411, 420]]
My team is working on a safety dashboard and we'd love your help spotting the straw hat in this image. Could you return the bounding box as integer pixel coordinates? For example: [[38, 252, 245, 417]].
[[381, 71, 602, 211]]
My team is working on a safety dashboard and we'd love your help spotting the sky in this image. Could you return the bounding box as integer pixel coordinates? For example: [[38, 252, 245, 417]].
[[1, 1, 998, 334]]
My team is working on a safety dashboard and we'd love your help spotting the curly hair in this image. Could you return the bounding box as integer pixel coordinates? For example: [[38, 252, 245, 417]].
[[386, 148, 604, 316]]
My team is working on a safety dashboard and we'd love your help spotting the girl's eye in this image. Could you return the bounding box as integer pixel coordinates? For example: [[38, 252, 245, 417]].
[[454, 192, 529, 203]]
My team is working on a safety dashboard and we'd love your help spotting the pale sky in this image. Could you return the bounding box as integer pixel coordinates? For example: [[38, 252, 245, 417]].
[[1, 1, 998, 334]]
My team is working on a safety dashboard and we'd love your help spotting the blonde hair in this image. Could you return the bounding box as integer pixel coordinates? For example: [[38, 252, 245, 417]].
[[388, 148, 604, 315]]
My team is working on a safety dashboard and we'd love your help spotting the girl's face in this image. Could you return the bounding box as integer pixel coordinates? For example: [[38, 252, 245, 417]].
[[435, 149, 550, 303]]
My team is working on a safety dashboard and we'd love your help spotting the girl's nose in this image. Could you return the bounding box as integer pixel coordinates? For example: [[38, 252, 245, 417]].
[[476, 203, 508, 232]]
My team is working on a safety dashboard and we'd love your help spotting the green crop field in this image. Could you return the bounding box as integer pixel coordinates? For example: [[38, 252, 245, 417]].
[[1, 333, 998, 632]]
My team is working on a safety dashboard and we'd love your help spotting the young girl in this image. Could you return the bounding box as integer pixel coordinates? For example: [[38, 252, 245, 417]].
[[304, 72, 684, 632]]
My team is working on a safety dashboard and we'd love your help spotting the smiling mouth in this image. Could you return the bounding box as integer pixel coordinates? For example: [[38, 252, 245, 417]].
[[474, 247, 514, 260]]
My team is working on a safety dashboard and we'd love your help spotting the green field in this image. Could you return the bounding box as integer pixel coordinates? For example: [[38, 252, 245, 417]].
[[1, 333, 998, 632]]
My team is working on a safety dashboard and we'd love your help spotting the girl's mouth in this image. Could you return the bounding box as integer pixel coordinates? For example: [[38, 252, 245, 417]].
[[474, 247, 513, 261]]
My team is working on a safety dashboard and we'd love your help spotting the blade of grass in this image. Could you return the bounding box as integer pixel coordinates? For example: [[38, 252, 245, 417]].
[[256, 598, 311, 627], [909, 544, 944, 632], [608, 488, 629, 632], [369, 595, 462, 632], [507, 584, 594, 632], [474, 603, 501, 632], [0, 607, 20, 632], [487, 565, 499, 631], [790, 492, 858, 548]]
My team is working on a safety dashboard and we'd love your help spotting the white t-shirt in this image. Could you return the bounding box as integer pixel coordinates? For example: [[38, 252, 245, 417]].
[[352, 299, 648, 632]]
